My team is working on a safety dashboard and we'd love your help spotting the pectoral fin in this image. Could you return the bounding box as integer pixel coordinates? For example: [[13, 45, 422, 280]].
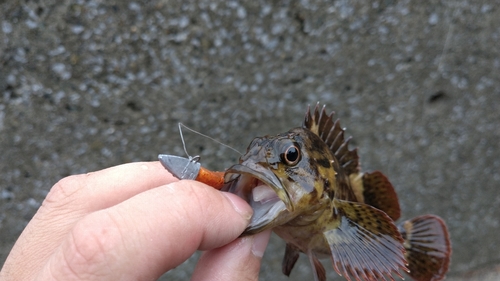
[[323, 199, 408, 281], [398, 215, 451, 281]]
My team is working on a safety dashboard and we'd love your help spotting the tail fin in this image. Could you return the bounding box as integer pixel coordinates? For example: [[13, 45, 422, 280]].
[[398, 215, 451, 281]]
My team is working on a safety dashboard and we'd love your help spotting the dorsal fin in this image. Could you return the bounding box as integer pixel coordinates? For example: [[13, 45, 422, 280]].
[[303, 103, 360, 175], [362, 171, 401, 221]]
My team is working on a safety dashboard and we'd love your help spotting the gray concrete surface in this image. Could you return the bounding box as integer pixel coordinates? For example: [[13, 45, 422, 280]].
[[1, 0, 499, 280]]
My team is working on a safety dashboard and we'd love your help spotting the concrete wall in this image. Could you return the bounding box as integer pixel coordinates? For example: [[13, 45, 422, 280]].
[[1, 0, 499, 280]]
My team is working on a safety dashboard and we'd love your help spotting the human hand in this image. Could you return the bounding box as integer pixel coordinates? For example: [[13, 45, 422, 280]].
[[0, 162, 271, 280]]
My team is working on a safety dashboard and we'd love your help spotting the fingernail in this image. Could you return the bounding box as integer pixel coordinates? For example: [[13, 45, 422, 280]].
[[251, 229, 272, 258], [222, 192, 253, 221]]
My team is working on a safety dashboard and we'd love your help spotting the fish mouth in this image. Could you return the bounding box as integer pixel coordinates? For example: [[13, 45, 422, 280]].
[[224, 162, 292, 235]]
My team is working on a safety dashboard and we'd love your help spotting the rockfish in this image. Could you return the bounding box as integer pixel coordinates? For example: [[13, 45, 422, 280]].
[[222, 104, 451, 281], [158, 104, 451, 281]]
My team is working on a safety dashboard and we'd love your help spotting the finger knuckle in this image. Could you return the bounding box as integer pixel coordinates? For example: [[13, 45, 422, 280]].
[[168, 181, 211, 221], [63, 212, 124, 277], [182, 182, 221, 225], [44, 175, 85, 207]]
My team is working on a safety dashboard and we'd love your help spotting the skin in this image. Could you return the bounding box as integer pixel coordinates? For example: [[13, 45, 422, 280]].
[[0, 161, 271, 281]]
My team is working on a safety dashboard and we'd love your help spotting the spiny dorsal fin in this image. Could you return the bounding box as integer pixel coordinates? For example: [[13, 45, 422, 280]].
[[303, 103, 360, 175], [398, 215, 451, 281], [323, 199, 408, 281], [282, 243, 300, 277], [362, 171, 401, 221]]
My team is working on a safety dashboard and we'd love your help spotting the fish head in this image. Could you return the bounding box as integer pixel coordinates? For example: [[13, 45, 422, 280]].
[[223, 127, 336, 235]]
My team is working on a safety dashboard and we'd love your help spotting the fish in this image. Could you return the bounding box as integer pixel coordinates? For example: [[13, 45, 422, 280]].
[[158, 104, 452, 281], [220, 104, 451, 281]]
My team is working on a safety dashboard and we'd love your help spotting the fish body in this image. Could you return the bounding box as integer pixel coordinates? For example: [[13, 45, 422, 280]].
[[222, 104, 451, 281]]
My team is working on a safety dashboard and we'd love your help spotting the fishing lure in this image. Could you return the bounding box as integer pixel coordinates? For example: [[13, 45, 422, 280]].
[[159, 104, 451, 281], [158, 154, 225, 189]]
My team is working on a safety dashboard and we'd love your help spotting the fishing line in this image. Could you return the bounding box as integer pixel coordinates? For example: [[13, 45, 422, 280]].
[[178, 123, 242, 159]]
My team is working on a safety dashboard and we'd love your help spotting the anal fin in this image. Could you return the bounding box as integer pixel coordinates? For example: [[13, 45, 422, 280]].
[[324, 199, 408, 281], [361, 171, 401, 221], [398, 215, 451, 281], [308, 250, 326, 281]]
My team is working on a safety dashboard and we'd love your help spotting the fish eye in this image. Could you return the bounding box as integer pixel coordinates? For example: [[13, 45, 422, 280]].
[[282, 144, 300, 165]]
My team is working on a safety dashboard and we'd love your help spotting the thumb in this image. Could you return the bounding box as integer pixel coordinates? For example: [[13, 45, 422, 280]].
[[191, 229, 272, 281]]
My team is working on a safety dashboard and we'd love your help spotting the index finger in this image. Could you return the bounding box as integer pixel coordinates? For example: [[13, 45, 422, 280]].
[[43, 161, 177, 214]]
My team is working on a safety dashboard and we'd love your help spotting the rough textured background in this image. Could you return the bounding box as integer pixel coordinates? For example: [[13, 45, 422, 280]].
[[1, 0, 499, 280]]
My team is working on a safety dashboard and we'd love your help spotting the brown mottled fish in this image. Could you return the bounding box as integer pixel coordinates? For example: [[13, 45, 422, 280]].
[[222, 104, 451, 281]]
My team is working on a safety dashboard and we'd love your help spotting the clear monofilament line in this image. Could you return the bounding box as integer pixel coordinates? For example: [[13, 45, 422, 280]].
[[177, 123, 242, 160]]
